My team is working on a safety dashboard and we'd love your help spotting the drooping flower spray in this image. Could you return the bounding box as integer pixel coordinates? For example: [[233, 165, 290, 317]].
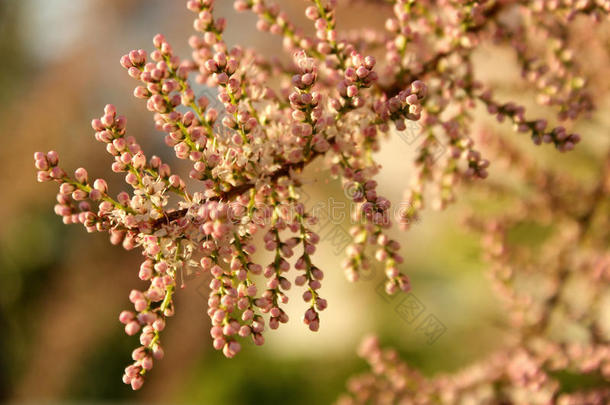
[[35, 0, 607, 390]]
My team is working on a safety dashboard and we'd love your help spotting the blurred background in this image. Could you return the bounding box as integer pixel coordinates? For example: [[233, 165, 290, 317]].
[[0, 1, 608, 404]]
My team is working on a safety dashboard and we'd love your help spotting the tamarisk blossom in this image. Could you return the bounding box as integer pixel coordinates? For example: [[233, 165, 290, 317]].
[[35, 0, 421, 389], [35, 0, 607, 391], [238, 0, 601, 224], [339, 137, 610, 404]]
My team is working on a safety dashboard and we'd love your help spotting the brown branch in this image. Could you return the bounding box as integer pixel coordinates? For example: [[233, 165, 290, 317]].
[[381, 1, 506, 98], [151, 139, 332, 230]]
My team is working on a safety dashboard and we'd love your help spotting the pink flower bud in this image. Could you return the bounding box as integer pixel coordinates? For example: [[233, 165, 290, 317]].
[[295, 275, 307, 286], [132, 347, 146, 361], [129, 50, 145, 65], [131, 151, 146, 169], [153, 319, 165, 331], [37, 171, 52, 182], [93, 179, 108, 193], [130, 375, 144, 390], [125, 321, 141, 336], [120, 54, 133, 69], [308, 319, 319, 332], [152, 344, 164, 360], [119, 310, 135, 324], [46, 151, 59, 166], [213, 337, 225, 350], [74, 168, 88, 184], [303, 290, 313, 302]]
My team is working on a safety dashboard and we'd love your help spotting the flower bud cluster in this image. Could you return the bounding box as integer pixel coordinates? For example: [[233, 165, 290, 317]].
[[235, 0, 312, 53], [288, 51, 331, 159], [35, 152, 101, 230], [374, 79, 426, 125], [340, 141, 610, 404], [119, 231, 203, 388], [120, 40, 213, 160], [479, 89, 581, 152], [35, 0, 608, 392], [339, 166, 410, 292], [332, 53, 378, 113], [511, 29, 593, 122], [531, 0, 610, 20]]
